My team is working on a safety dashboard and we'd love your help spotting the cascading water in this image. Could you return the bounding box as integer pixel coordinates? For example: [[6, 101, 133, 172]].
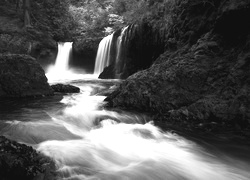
[[1, 40, 250, 179], [46, 42, 97, 83], [1, 77, 250, 180], [115, 26, 129, 76], [94, 25, 135, 78], [54, 42, 72, 72], [94, 34, 114, 75]]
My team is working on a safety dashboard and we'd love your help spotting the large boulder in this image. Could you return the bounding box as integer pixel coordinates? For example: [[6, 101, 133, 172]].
[[0, 136, 56, 180], [51, 83, 80, 93], [0, 54, 53, 97]]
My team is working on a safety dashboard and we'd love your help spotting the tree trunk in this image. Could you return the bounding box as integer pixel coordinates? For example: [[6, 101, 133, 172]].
[[16, 0, 22, 11], [23, 0, 31, 27]]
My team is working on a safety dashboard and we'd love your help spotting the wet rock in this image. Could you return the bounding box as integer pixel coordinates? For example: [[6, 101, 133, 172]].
[[106, 0, 250, 133], [51, 83, 80, 93], [0, 136, 56, 180], [0, 54, 53, 98], [99, 64, 116, 79]]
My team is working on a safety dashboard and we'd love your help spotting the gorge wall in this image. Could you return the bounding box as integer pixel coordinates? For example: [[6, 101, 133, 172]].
[[106, 0, 250, 134]]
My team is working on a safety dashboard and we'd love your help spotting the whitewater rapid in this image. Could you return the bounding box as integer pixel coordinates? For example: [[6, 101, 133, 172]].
[[1, 77, 249, 180]]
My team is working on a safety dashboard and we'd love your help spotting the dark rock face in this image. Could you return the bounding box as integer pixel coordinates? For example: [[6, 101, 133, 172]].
[[106, 0, 250, 133], [31, 39, 58, 69], [0, 54, 53, 97], [0, 136, 56, 180], [72, 37, 100, 73], [99, 64, 116, 79], [51, 83, 80, 93]]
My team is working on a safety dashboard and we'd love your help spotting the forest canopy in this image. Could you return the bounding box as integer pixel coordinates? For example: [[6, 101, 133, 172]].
[[1, 0, 177, 38], [68, 0, 175, 37]]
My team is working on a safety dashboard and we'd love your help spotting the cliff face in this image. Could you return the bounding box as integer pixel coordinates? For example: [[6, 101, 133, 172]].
[[106, 0, 250, 133]]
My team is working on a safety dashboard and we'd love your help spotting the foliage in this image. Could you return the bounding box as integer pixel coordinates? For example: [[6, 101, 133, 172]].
[[30, 0, 75, 40], [68, 0, 120, 37], [0, 0, 75, 40]]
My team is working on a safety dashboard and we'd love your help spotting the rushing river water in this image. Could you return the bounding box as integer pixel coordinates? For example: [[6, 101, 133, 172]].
[[0, 75, 250, 180]]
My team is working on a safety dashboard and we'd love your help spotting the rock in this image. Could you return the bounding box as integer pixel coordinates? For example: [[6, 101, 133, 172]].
[[0, 136, 56, 180], [51, 84, 80, 93], [0, 54, 53, 98], [99, 64, 116, 79], [106, 0, 250, 133], [214, 0, 250, 45], [72, 37, 100, 72], [106, 34, 250, 131]]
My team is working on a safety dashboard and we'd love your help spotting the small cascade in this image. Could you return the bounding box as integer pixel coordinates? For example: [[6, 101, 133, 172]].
[[94, 23, 166, 79], [94, 25, 135, 78], [115, 26, 129, 76], [54, 42, 73, 72], [46, 42, 88, 83], [94, 34, 114, 75]]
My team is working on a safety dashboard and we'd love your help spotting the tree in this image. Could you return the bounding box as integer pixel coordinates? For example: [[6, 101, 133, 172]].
[[23, 0, 31, 27]]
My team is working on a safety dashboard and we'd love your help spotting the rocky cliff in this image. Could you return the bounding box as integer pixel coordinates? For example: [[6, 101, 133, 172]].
[[106, 0, 250, 134]]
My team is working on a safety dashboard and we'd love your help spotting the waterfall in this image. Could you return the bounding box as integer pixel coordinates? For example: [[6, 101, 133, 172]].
[[94, 34, 114, 75], [94, 24, 165, 79], [94, 26, 132, 77], [115, 26, 129, 76], [54, 42, 73, 72], [46, 42, 85, 83]]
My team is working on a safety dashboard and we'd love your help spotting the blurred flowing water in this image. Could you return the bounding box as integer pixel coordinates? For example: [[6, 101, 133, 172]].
[[1, 76, 250, 180]]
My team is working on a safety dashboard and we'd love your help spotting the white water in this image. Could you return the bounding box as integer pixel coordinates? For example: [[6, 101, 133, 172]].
[[1, 43, 250, 179], [94, 34, 114, 75], [46, 42, 98, 83], [94, 26, 130, 77], [1, 79, 250, 180], [54, 42, 72, 72], [115, 26, 129, 76], [37, 89, 250, 180]]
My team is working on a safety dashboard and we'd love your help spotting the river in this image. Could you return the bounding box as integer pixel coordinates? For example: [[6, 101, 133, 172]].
[[0, 74, 250, 180]]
